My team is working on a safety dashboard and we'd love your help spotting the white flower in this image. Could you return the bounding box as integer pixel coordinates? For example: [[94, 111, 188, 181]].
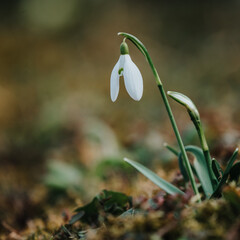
[[110, 52, 143, 102]]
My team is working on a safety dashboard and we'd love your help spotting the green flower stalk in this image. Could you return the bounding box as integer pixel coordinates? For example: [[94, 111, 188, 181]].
[[117, 32, 200, 200]]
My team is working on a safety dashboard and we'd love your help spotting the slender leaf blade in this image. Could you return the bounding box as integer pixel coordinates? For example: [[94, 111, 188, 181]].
[[179, 145, 214, 198], [124, 158, 184, 195], [163, 142, 179, 156], [212, 158, 223, 180], [229, 162, 240, 182], [178, 152, 189, 182], [211, 148, 239, 198], [222, 148, 239, 176], [188, 146, 214, 198]]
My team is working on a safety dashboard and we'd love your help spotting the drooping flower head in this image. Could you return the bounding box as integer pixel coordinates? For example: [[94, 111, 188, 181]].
[[110, 40, 143, 102]]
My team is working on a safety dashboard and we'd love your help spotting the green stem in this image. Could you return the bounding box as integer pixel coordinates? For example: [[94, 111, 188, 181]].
[[118, 32, 200, 200], [197, 124, 218, 188], [158, 84, 200, 198]]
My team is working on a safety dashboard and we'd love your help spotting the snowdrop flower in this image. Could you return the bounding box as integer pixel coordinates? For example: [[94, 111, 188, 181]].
[[110, 41, 143, 102]]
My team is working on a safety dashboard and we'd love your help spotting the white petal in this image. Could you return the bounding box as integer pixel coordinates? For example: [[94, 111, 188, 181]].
[[110, 57, 120, 102], [123, 55, 143, 101]]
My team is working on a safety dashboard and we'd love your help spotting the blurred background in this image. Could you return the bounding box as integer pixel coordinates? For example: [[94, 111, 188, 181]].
[[0, 0, 239, 236]]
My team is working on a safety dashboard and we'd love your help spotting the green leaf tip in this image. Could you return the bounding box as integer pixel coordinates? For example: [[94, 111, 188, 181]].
[[163, 142, 179, 156], [167, 91, 200, 122], [124, 157, 184, 195], [234, 148, 239, 155]]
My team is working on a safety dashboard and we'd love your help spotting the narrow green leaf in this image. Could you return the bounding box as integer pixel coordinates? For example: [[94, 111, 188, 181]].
[[124, 158, 184, 195], [167, 91, 200, 122], [178, 152, 190, 182], [212, 158, 223, 180], [211, 148, 239, 198], [163, 142, 179, 156], [219, 148, 238, 181], [229, 162, 240, 182], [179, 145, 214, 198]]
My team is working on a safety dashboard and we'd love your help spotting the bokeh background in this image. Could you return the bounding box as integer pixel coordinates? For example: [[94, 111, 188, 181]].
[[0, 0, 239, 236]]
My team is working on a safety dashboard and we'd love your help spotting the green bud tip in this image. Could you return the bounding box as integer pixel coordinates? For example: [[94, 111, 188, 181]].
[[120, 41, 129, 55]]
